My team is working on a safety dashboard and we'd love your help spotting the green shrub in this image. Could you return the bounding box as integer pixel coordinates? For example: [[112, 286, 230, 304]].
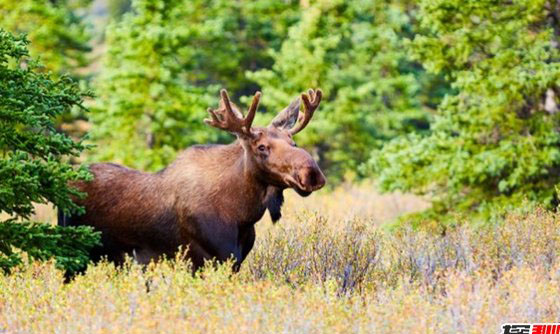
[[0, 220, 100, 274]]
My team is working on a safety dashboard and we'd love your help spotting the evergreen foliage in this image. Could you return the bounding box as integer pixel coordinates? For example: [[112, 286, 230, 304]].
[[0, 220, 100, 274], [250, 0, 438, 182], [92, 0, 299, 171], [0, 30, 99, 273], [368, 0, 560, 220], [93, 0, 446, 181], [4, 0, 559, 229], [0, 0, 92, 74]]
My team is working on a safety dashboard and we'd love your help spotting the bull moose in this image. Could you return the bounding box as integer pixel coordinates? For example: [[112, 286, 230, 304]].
[[59, 88, 326, 271]]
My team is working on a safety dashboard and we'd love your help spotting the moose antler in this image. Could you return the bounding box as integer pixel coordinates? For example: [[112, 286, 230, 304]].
[[205, 89, 261, 138], [289, 89, 322, 135]]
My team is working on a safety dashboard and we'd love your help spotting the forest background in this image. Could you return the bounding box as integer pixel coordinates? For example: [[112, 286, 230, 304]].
[[2, 1, 560, 332]]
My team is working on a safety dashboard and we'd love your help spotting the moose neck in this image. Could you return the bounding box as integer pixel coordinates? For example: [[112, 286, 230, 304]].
[[228, 141, 286, 223], [163, 140, 282, 224], [217, 141, 274, 223]]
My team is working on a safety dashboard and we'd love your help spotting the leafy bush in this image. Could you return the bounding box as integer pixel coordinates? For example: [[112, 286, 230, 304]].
[[0, 29, 99, 274], [249, 206, 560, 295]]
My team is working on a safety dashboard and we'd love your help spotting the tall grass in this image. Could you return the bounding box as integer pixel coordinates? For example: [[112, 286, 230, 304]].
[[1, 188, 559, 333]]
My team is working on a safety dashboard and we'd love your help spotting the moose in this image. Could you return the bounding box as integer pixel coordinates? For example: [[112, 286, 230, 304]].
[[59, 88, 326, 271]]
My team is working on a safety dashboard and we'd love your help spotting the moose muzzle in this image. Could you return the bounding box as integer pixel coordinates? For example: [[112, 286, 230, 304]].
[[292, 161, 326, 197]]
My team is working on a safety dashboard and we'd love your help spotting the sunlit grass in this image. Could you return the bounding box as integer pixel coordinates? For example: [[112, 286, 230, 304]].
[[1, 187, 558, 333]]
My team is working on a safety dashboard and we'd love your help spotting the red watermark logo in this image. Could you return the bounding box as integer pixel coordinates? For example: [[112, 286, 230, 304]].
[[502, 324, 560, 334]]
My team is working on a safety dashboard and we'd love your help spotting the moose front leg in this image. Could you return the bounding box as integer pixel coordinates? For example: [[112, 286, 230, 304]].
[[197, 224, 256, 272], [239, 226, 256, 263], [191, 221, 245, 271], [185, 239, 214, 272], [232, 225, 256, 272]]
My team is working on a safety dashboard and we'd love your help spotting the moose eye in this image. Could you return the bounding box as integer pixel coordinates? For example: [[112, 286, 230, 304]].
[[258, 144, 267, 152]]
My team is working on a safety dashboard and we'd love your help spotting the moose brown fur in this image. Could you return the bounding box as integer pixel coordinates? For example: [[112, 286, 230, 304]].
[[59, 89, 326, 271]]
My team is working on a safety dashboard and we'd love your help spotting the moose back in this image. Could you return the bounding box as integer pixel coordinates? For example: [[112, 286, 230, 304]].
[[59, 89, 326, 271]]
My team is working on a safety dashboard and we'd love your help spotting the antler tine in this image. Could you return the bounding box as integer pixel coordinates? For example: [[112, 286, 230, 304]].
[[220, 89, 235, 115], [244, 91, 261, 130], [205, 107, 221, 124], [204, 89, 260, 138], [289, 88, 322, 135]]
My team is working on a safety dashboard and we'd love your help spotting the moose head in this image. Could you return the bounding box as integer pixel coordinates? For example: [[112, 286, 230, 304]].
[[204, 89, 326, 197]]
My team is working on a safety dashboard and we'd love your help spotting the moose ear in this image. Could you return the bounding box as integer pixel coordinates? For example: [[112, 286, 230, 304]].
[[269, 97, 301, 130]]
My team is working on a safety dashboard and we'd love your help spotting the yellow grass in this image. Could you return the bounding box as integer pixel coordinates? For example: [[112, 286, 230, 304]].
[[1, 186, 558, 334], [281, 181, 429, 223]]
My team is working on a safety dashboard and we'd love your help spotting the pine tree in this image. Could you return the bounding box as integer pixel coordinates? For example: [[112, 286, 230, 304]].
[[0, 30, 99, 273], [92, 0, 298, 171], [0, 0, 92, 75], [369, 0, 560, 222], [250, 0, 437, 182]]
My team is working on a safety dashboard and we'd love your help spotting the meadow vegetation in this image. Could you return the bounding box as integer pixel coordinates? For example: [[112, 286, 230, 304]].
[[2, 200, 560, 333]]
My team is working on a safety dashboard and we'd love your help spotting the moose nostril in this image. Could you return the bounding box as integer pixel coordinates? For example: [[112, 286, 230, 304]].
[[307, 169, 316, 182], [299, 167, 326, 190]]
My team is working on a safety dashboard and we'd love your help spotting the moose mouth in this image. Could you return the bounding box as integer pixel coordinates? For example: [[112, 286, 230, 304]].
[[294, 187, 312, 197], [285, 175, 314, 197]]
